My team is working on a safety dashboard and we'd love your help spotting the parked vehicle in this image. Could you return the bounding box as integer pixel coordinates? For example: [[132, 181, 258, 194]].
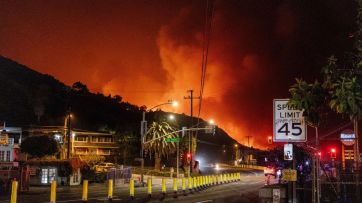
[[95, 163, 116, 173]]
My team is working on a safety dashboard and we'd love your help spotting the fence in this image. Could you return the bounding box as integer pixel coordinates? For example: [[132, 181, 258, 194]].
[[106, 167, 132, 184]]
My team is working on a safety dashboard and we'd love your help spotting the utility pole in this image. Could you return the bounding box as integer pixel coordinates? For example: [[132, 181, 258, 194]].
[[66, 109, 72, 160], [245, 136, 252, 164], [184, 90, 200, 176]]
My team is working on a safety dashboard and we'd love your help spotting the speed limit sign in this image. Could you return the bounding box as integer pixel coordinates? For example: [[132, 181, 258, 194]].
[[273, 99, 307, 142]]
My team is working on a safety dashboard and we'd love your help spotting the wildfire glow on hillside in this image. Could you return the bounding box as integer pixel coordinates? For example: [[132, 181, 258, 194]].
[[0, 0, 355, 148]]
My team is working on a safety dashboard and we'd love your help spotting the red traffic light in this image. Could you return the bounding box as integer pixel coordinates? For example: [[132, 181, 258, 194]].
[[268, 136, 272, 144], [317, 152, 322, 157], [186, 153, 191, 158], [331, 148, 336, 153]]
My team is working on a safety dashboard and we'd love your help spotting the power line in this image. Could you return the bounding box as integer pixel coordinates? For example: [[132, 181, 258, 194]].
[[196, 0, 215, 128]]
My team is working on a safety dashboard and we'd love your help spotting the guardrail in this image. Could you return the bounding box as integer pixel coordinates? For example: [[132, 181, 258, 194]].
[[9, 173, 242, 202], [239, 164, 265, 170]]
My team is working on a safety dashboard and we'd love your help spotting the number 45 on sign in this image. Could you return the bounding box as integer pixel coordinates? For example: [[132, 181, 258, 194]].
[[273, 99, 307, 142]]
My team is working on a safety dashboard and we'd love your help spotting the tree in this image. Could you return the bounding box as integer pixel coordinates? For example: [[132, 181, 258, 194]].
[[329, 75, 362, 162], [289, 79, 327, 126], [144, 121, 177, 170], [71, 82, 89, 94], [116, 131, 138, 165], [289, 78, 327, 203], [21, 136, 59, 158]]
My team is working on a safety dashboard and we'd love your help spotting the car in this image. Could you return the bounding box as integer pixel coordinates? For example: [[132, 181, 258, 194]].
[[95, 162, 116, 173], [264, 166, 275, 176]]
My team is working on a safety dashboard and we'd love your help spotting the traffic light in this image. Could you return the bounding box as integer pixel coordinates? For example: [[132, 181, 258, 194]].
[[331, 148, 336, 159], [268, 136, 272, 144], [186, 153, 192, 162]]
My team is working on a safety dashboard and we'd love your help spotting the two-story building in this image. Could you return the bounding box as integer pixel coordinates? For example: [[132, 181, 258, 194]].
[[71, 130, 118, 158]]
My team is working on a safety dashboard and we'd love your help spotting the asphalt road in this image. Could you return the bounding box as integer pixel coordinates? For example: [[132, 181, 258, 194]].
[[0, 169, 267, 203]]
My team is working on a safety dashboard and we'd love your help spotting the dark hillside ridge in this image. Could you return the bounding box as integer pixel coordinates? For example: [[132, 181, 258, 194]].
[[0, 56, 244, 163]]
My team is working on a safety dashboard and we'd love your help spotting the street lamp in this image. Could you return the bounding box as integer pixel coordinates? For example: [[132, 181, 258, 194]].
[[65, 112, 73, 160], [168, 114, 175, 120], [140, 100, 178, 186]]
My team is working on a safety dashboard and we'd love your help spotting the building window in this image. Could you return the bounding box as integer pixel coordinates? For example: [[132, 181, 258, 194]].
[[6, 151, 10, 162], [41, 168, 56, 184], [41, 169, 48, 184], [91, 137, 98, 142], [75, 136, 87, 142], [49, 168, 56, 182], [0, 151, 4, 161], [73, 171, 79, 183]]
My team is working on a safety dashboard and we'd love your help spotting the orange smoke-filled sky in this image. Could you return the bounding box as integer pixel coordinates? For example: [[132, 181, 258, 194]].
[[0, 0, 356, 148]]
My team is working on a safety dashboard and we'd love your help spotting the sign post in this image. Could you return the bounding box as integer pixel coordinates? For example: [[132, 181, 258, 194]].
[[274, 99, 306, 203]]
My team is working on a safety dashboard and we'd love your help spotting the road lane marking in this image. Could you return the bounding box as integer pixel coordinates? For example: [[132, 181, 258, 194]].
[[195, 200, 213, 203]]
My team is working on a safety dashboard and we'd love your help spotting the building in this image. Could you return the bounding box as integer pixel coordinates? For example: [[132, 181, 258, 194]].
[[0, 126, 22, 163], [23, 126, 118, 160], [70, 130, 118, 158]]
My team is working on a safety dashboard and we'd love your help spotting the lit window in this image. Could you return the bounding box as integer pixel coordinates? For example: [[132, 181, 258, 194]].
[[41, 169, 48, 184], [49, 168, 56, 182]]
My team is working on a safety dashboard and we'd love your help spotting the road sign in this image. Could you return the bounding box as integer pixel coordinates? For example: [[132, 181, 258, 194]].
[[165, 137, 180, 142], [284, 144, 293, 160], [273, 99, 306, 142], [273, 189, 281, 203], [340, 129, 355, 146], [282, 169, 297, 181]]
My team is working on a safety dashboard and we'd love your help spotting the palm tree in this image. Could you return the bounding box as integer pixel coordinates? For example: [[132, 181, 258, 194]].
[[144, 121, 177, 170]]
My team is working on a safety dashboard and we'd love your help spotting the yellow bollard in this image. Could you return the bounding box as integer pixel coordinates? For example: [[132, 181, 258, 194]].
[[173, 178, 178, 198], [108, 179, 113, 200], [10, 180, 18, 203], [223, 174, 227, 183], [193, 177, 197, 191], [188, 177, 195, 192], [182, 178, 186, 195], [219, 174, 223, 184], [82, 180, 88, 202], [50, 180, 56, 203], [147, 178, 152, 197], [213, 175, 216, 185], [161, 178, 166, 196], [130, 178, 135, 199], [216, 175, 219, 185], [237, 172, 241, 181]]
